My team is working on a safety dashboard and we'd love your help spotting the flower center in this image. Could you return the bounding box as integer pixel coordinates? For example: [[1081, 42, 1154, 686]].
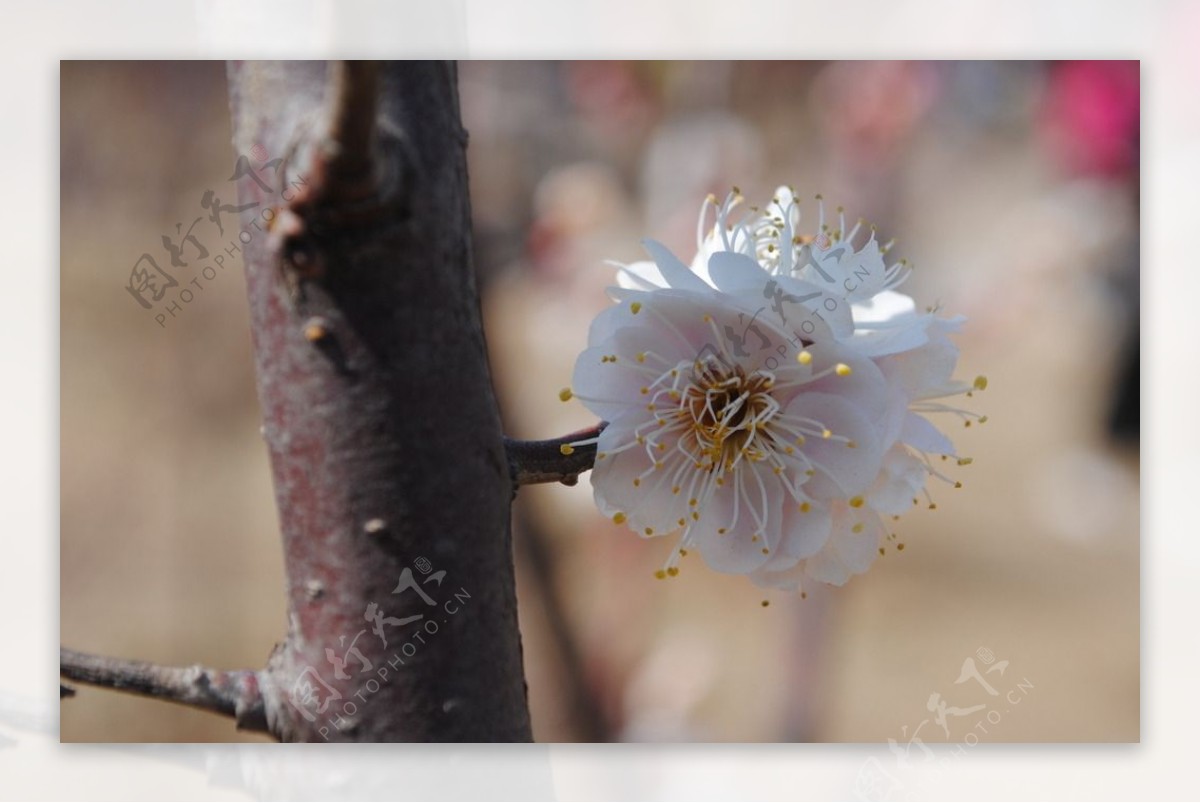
[[682, 362, 776, 471]]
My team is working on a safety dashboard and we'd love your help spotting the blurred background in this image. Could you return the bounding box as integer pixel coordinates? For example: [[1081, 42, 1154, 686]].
[[61, 60, 1139, 743]]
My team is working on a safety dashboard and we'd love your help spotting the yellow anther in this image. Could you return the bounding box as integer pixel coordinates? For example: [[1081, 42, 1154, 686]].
[[633, 478, 641, 487], [688, 498, 698, 506], [612, 512, 627, 524], [974, 375, 988, 391], [761, 600, 770, 608], [797, 350, 813, 365], [822, 429, 833, 439], [852, 523, 864, 533], [929, 503, 938, 510], [761, 547, 769, 555], [630, 301, 642, 314], [640, 386, 649, 395], [954, 481, 963, 489], [718, 527, 727, 535], [896, 543, 906, 551], [957, 457, 974, 466], [558, 387, 573, 402], [559, 444, 575, 456], [672, 485, 681, 494], [795, 436, 806, 446], [835, 363, 852, 377], [678, 518, 686, 527], [879, 547, 886, 556], [849, 496, 864, 508], [654, 569, 667, 580], [979, 415, 989, 424], [799, 502, 811, 513], [680, 549, 688, 557], [666, 566, 680, 577], [846, 440, 858, 449], [644, 527, 654, 535], [636, 352, 647, 363]]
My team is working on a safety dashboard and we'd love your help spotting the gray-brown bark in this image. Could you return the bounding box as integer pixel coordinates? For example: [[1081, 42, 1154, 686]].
[[60, 60, 609, 742], [226, 60, 531, 741]]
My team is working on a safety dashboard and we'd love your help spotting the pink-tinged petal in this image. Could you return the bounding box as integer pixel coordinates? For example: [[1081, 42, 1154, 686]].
[[803, 508, 883, 585], [571, 345, 659, 422], [585, 292, 655, 349], [690, 465, 786, 575], [590, 424, 689, 533], [900, 412, 956, 456], [784, 392, 886, 497], [770, 498, 834, 566], [801, 346, 892, 426]]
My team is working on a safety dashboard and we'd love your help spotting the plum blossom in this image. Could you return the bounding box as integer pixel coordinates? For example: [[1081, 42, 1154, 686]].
[[563, 187, 983, 592]]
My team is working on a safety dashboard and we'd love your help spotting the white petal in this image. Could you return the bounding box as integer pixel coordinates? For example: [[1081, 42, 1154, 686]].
[[691, 464, 785, 575], [770, 498, 834, 567], [641, 239, 714, 293], [706, 251, 772, 295], [571, 343, 659, 422], [615, 260, 669, 291], [804, 508, 882, 585], [900, 412, 956, 456], [866, 445, 928, 514], [852, 289, 916, 323]]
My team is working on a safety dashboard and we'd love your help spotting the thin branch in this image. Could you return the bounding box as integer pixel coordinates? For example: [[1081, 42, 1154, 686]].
[[513, 505, 611, 741], [60, 648, 269, 734], [505, 423, 607, 487]]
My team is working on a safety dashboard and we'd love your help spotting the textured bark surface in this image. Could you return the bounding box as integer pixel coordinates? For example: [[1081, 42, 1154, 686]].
[[227, 60, 531, 742]]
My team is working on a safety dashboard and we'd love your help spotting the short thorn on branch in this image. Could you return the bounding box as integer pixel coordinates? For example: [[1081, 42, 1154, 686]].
[[59, 647, 270, 734], [505, 422, 607, 489]]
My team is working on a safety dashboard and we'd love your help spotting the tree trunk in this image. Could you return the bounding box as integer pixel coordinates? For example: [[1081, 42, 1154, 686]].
[[226, 60, 531, 742]]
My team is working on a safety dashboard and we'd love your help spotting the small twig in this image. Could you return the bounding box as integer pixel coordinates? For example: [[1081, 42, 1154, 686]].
[[59, 648, 270, 734], [323, 60, 381, 201], [505, 423, 606, 488]]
